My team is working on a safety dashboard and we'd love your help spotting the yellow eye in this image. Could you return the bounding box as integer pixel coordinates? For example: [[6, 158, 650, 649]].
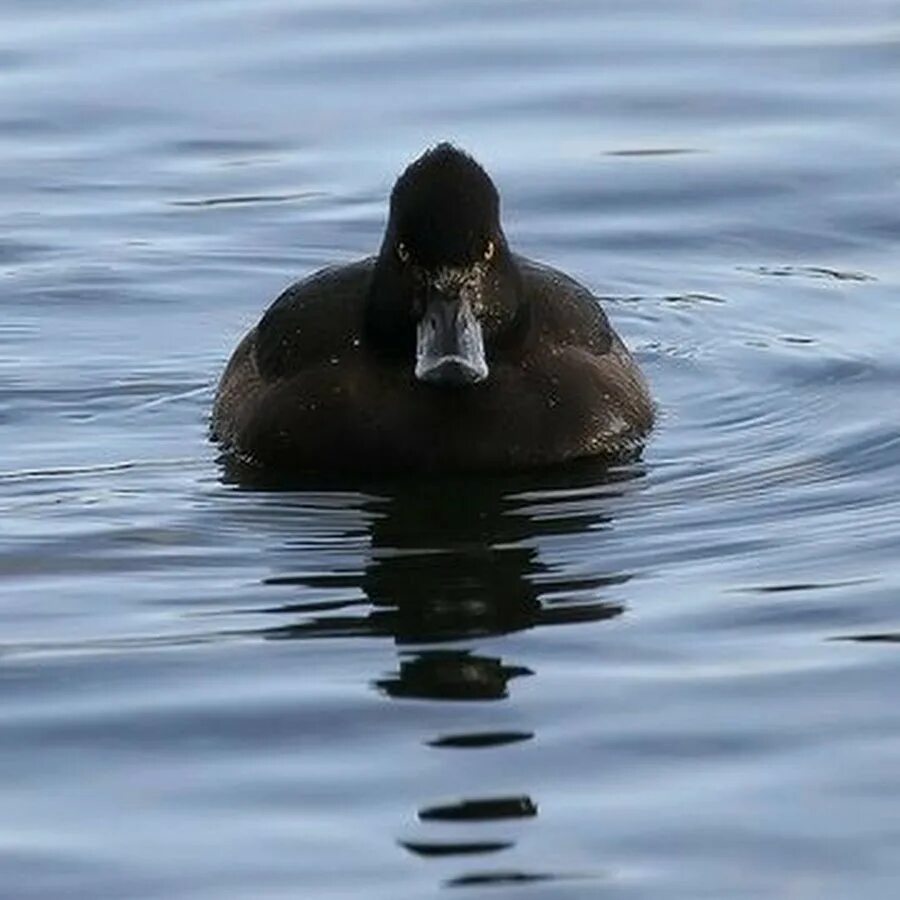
[[397, 242, 410, 263], [483, 240, 495, 262]]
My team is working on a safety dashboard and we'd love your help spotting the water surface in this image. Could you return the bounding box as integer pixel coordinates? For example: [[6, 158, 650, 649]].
[[2, 1, 900, 897]]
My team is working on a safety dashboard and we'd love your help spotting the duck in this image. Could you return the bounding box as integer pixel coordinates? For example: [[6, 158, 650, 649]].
[[212, 143, 653, 473]]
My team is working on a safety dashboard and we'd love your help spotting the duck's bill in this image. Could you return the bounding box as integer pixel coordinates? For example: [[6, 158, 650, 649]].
[[415, 296, 488, 386]]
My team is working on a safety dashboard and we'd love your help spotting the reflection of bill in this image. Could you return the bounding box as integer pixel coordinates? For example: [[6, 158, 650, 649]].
[[376, 650, 532, 702]]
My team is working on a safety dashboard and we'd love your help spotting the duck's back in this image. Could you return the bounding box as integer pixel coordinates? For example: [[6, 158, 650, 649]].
[[515, 255, 653, 452], [212, 259, 373, 451]]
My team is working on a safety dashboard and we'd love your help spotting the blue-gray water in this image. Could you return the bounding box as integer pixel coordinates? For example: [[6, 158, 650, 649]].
[[3, 1, 900, 897]]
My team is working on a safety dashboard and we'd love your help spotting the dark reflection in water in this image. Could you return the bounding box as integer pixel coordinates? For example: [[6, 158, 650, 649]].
[[427, 731, 534, 749], [228, 460, 638, 664], [226, 459, 636, 645], [376, 650, 534, 702], [837, 633, 900, 644], [226, 460, 640, 865], [400, 839, 514, 858], [446, 870, 566, 888], [419, 796, 538, 822]]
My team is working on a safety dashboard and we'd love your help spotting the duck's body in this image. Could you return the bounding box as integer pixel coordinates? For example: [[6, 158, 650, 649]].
[[212, 145, 653, 473]]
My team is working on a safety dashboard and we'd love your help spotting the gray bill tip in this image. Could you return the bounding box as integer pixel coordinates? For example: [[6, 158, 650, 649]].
[[415, 296, 488, 386], [416, 353, 488, 385]]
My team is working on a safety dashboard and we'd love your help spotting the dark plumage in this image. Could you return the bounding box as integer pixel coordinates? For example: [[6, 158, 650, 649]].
[[212, 144, 653, 473]]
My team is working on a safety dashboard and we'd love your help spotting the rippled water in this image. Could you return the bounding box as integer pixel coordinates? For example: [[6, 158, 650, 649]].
[[3, 1, 900, 897]]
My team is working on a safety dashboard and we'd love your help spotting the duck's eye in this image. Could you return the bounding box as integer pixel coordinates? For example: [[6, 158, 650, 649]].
[[483, 240, 495, 262], [396, 242, 410, 263]]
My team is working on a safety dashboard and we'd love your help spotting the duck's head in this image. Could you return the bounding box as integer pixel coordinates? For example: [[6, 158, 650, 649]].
[[367, 143, 525, 387]]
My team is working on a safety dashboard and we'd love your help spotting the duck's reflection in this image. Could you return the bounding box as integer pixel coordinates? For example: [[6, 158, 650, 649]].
[[226, 458, 642, 873], [244, 462, 635, 656]]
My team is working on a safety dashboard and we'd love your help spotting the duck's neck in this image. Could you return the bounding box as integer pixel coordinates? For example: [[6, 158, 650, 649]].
[[364, 256, 417, 361]]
